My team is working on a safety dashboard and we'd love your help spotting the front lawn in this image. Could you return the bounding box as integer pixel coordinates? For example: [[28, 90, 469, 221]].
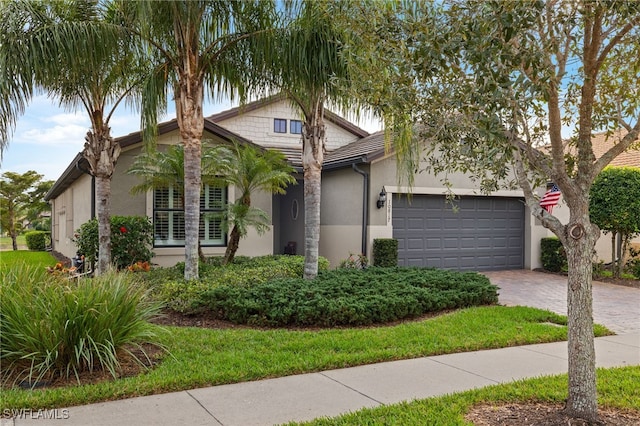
[[291, 366, 640, 425], [0, 250, 56, 269], [0, 305, 612, 410]]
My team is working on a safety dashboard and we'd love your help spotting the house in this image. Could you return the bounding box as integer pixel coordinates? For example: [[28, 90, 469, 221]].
[[551, 129, 640, 262], [45, 96, 551, 270]]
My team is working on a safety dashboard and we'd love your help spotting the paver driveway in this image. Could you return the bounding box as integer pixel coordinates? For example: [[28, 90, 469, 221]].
[[483, 270, 640, 334]]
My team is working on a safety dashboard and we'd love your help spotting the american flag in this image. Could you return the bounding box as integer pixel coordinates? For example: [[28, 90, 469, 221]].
[[540, 184, 561, 213]]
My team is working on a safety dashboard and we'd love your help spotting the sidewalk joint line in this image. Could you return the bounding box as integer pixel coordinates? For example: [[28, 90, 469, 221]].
[[319, 373, 385, 405], [186, 390, 224, 425], [426, 359, 501, 384]]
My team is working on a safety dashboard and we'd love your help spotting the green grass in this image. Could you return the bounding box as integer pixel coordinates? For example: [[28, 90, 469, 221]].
[[291, 366, 640, 425], [0, 305, 612, 410], [0, 250, 56, 269], [0, 235, 26, 251]]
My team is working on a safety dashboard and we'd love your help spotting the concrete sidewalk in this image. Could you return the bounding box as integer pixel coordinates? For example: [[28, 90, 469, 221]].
[[7, 333, 639, 426]]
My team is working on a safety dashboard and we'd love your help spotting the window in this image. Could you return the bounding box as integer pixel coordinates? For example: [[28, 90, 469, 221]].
[[153, 184, 226, 247], [274, 118, 287, 133], [290, 120, 302, 134]]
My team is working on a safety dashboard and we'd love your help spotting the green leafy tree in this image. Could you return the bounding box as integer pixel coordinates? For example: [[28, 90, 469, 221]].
[[215, 143, 295, 264], [346, 1, 640, 422], [590, 167, 640, 277], [0, 0, 143, 275], [0, 171, 44, 250], [115, 0, 278, 281], [24, 179, 54, 231]]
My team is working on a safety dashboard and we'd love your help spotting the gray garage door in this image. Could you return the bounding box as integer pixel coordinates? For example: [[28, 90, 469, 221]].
[[392, 195, 525, 271]]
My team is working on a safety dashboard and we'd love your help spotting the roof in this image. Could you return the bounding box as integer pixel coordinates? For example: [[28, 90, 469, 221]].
[[589, 130, 640, 168], [207, 94, 370, 139], [324, 131, 387, 168], [45, 120, 254, 201], [45, 98, 376, 201]]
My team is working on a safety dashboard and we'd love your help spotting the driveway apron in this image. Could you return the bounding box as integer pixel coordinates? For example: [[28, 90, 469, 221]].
[[484, 270, 640, 334]]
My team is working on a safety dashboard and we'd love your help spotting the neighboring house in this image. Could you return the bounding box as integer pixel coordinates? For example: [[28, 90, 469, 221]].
[[551, 130, 640, 262], [45, 96, 550, 270]]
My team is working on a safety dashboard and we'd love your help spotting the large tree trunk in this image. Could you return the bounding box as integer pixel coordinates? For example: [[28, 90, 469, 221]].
[[83, 125, 120, 275], [176, 80, 204, 281], [301, 99, 325, 280], [562, 216, 600, 422]]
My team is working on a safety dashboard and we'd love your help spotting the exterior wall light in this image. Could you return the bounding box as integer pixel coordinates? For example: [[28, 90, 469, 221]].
[[376, 188, 387, 209]]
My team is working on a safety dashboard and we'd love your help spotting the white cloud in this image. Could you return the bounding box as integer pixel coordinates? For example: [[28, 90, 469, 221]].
[[18, 124, 88, 147], [44, 113, 89, 126]]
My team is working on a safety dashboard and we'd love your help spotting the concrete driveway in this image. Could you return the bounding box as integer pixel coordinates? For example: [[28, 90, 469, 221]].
[[483, 270, 640, 334]]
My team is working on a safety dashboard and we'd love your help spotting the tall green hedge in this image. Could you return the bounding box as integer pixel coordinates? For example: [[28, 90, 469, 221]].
[[24, 231, 50, 251], [373, 238, 398, 267], [541, 237, 566, 272]]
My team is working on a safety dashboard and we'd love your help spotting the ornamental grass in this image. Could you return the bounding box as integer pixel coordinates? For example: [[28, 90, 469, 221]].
[[0, 264, 165, 388]]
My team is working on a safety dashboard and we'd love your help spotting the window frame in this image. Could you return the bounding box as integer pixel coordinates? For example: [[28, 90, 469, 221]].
[[290, 119, 303, 134], [153, 184, 227, 248], [274, 118, 287, 133]]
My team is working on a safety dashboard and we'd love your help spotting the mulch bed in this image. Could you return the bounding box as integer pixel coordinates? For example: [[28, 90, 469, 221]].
[[466, 403, 640, 425]]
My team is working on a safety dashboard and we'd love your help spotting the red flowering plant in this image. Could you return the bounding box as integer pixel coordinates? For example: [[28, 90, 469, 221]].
[[74, 216, 154, 270]]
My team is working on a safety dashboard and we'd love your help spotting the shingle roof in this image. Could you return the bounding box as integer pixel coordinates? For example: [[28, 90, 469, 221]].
[[324, 131, 387, 168]]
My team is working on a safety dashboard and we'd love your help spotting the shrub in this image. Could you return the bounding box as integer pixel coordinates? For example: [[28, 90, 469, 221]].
[[339, 253, 369, 269], [141, 255, 330, 313], [0, 265, 165, 387], [24, 231, 50, 251], [541, 237, 566, 272], [630, 259, 640, 280], [74, 216, 154, 270], [201, 267, 499, 327], [373, 238, 398, 267]]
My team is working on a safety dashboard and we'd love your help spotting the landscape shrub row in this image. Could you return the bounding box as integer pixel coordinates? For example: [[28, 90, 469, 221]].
[[142, 255, 330, 313], [0, 265, 164, 387], [201, 267, 499, 327]]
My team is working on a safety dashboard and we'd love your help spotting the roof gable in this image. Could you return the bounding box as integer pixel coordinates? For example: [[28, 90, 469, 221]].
[[207, 94, 370, 139]]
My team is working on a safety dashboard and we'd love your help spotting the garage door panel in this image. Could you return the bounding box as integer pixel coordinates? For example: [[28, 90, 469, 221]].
[[393, 195, 524, 271]]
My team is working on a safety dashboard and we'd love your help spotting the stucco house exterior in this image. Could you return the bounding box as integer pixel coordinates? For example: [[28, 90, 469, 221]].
[[45, 96, 551, 270]]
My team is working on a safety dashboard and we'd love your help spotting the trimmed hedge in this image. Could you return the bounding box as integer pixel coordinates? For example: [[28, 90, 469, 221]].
[[144, 255, 330, 313], [24, 231, 50, 251], [201, 267, 499, 327], [373, 238, 398, 267], [541, 237, 566, 272]]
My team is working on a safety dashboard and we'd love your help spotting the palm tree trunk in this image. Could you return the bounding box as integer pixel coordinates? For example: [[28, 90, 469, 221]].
[[176, 79, 204, 281], [83, 126, 120, 275], [564, 219, 600, 423], [301, 100, 325, 280], [95, 174, 112, 274], [224, 226, 241, 264]]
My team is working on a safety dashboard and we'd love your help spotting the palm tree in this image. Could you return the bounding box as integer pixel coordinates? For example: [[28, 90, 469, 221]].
[[216, 143, 295, 264], [128, 142, 294, 264], [115, 0, 278, 280], [128, 142, 227, 262], [0, 0, 141, 274], [268, 3, 361, 279]]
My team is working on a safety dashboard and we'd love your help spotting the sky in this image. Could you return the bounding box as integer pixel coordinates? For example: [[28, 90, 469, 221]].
[[0, 95, 383, 183]]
